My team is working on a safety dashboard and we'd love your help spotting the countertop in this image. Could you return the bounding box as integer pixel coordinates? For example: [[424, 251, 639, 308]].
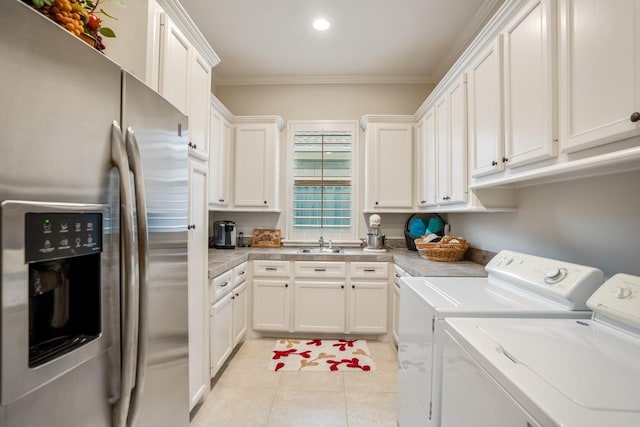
[[207, 247, 488, 279]]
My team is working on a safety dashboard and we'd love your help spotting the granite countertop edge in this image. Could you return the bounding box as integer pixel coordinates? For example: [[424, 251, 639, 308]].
[[207, 247, 488, 279]]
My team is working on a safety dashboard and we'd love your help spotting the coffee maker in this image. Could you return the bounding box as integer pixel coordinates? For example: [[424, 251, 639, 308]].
[[213, 220, 236, 249]]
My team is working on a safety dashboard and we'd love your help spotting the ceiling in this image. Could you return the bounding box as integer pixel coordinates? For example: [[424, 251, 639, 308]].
[[178, 0, 507, 86]]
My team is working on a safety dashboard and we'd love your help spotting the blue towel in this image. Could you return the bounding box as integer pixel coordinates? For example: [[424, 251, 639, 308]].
[[425, 217, 444, 235], [409, 218, 426, 237]]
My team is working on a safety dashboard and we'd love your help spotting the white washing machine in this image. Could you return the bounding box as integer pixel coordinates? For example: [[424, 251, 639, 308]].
[[440, 273, 640, 427], [397, 250, 605, 427]]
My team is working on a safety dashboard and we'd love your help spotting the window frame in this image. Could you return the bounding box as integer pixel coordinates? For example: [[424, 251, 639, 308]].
[[285, 120, 360, 244]]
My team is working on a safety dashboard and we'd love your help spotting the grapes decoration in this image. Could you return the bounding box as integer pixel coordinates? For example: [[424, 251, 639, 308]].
[[26, 0, 120, 52]]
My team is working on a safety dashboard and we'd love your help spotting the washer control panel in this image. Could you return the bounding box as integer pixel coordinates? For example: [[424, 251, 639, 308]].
[[587, 273, 640, 329], [485, 250, 605, 310]]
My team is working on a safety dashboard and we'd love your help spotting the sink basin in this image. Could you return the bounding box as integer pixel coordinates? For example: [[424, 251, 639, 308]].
[[296, 247, 344, 254]]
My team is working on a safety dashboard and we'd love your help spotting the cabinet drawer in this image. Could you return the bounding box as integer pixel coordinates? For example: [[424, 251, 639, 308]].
[[210, 270, 233, 303], [253, 260, 291, 277], [349, 262, 389, 279], [294, 261, 347, 278], [233, 261, 249, 285]]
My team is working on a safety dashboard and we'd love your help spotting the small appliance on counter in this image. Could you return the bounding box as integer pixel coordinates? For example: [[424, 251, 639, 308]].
[[363, 214, 386, 252], [213, 220, 236, 249]]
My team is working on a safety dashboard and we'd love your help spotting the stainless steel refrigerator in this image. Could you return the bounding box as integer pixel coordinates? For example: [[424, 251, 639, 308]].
[[0, 1, 190, 426]]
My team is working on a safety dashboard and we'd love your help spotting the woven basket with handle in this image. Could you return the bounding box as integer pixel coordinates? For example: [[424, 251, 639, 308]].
[[415, 236, 469, 262]]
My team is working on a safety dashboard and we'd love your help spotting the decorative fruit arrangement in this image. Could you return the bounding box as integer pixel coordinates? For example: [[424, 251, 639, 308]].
[[26, 0, 120, 52]]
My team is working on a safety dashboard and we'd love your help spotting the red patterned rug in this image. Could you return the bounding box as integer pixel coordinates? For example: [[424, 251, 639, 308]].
[[268, 338, 376, 372]]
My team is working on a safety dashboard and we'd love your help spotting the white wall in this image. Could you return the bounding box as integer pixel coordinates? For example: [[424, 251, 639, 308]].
[[448, 170, 640, 277]]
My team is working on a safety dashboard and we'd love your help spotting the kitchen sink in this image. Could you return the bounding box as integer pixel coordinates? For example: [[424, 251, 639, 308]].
[[296, 247, 344, 254]]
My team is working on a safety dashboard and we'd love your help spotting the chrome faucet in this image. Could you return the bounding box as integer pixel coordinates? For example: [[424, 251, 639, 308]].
[[319, 236, 324, 249]]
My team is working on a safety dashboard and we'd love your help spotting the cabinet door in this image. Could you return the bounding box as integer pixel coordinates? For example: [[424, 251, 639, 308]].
[[208, 106, 231, 207], [210, 293, 233, 378], [368, 123, 414, 209], [435, 94, 450, 204], [469, 38, 505, 177], [293, 281, 346, 333], [392, 282, 400, 345], [423, 107, 438, 207], [232, 282, 247, 346], [234, 124, 276, 208], [158, 13, 190, 114], [559, 0, 640, 152], [253, 279, 290, 331], [503, 0, 557, 167], [188, 51, 211, 156], [348, 281, 388, 334], [187, 159, 208, 409], [448, 76, 468, 204]]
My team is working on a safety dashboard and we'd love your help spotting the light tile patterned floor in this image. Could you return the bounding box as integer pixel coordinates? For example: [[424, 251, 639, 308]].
[[190, 338, 398, 427]]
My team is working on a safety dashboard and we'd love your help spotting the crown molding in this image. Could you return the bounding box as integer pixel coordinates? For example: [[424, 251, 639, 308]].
[[359, 115, 417, 130], [233, 115, 285, 131], [212, 72, 436, 87], [210, 94, 234, 122]]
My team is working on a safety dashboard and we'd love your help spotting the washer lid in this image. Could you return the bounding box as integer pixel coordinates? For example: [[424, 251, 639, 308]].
[[401, 277, 576, 316], [479, 319, 640, 412]]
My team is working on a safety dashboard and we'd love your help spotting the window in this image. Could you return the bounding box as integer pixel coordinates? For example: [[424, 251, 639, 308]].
[[287, 121, 358, 242]]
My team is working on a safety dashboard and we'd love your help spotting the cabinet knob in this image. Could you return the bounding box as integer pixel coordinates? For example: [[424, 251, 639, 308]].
[[341, 285, 344, 289], [502, 157, 509, 163], [352, 285, 355, 289], [219, 199, 224, 202], [188, 142, 193, 148], [631, 112, 640, 123], [491, 160, 498, 166], [375, 201, 379, 205], [420, 200, 426, 204], [285, 283, 289, 288], [264, 200, 267, 204]]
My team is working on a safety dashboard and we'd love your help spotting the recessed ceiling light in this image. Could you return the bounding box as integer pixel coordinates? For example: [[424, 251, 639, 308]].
[[313, 18, 330, 31]]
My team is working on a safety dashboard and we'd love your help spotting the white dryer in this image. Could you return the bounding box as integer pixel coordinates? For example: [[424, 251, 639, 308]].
[[397, 250, 604, 427], [440, 273, 640, 427]]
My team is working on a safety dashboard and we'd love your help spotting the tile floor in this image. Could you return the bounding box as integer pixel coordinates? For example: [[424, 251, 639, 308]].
[[190, 338, 398, 427]]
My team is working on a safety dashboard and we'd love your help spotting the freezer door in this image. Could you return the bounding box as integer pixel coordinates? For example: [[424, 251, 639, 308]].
[[1, 2, 122, 427]]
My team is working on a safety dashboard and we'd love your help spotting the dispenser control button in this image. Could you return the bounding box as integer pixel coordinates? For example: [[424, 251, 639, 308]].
[[43, 240, 51, 249], [43, 219, 52, 233], [60, 221, 68, 232], [75, 222, 82, 232]]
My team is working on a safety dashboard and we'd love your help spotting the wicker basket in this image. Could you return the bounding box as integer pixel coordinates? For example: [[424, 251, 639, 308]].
[[415, 236, 469, 262]]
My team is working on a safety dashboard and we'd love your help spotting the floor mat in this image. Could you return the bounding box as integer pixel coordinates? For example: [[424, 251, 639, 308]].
[[268, 338, 376, 372]]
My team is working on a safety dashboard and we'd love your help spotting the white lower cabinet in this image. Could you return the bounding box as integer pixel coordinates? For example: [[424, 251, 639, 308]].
[[253, 279, 291, 332], [209, 293, 233, 377], [253, 260, 389, 335], [293, 281, 346, 333], [392, 264, 410, 346], [232, 282, 248, 345], [209, 262, 249, 378], [349, 280, 388, 333]]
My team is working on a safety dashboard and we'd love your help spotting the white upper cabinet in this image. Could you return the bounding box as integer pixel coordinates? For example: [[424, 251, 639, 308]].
[[158, 12, 211, 159], [208, 97, 232, 208], [158, 13, 190, 114], [363, 118, 414, 211], [434, 76, 468, 206], [188, 51, 212, 155], [559, 0, 640, 152], [233, 119, 282, 210], [468, 37, 505, 178], [502, 0, 557, 168]]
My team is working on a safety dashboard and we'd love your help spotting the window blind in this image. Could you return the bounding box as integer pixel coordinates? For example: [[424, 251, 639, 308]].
[[293, 130, 352, 232]]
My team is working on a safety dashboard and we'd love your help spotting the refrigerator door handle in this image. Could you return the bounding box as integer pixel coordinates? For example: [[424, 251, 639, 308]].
[[110, 120, 138, 427], [124, 127, 150, 427]]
